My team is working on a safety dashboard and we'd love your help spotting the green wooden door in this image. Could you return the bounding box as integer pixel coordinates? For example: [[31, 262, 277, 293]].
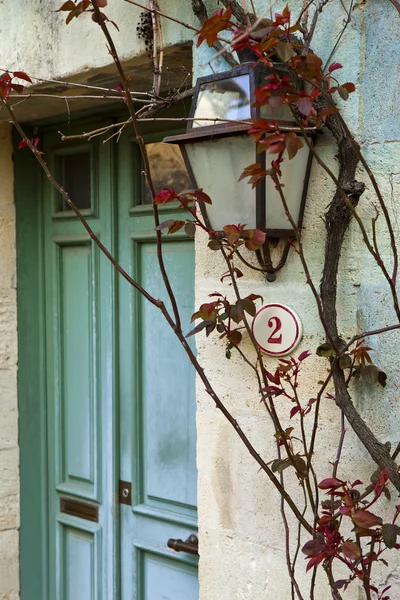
[[18, 119, 198, 600], [117, 134, 198, 599]]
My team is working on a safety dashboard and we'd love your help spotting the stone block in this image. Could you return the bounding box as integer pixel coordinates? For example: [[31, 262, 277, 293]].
[[0, 448, 19, 531], [0, 368, 18, 450], [0, 529, 19, 595]]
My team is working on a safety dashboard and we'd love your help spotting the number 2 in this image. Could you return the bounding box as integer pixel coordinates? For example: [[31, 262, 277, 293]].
[[267, 316, 282, 344]]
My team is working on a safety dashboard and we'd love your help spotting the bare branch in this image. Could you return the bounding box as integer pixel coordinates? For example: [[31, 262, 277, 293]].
[[92, 0, 183, 330], [150, 0, 163, 95], [219, 0, 255, 24], [9, 93, 152, 103]]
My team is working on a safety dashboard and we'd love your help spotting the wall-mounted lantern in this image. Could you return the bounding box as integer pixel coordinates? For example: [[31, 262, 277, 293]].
[[163, 62, 314, 281]]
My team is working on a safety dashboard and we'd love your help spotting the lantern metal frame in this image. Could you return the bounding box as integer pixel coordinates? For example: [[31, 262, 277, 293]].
[[163, 62, 316, 281]]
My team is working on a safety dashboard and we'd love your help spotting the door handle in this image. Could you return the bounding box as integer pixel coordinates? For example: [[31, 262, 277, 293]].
[[167, 534, 199, 556]]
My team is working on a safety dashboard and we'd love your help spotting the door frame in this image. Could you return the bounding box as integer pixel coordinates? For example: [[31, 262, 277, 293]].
[[15, 106, 195, 600], [15, 124, 49, 600]]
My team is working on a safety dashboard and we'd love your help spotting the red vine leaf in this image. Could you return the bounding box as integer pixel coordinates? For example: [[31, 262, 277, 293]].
[[352, 510, 382, 528], [13, 71, 32, 83], [285, 132, 303, 160], [243, 228, 266, 250], [238, 163, 267, 188], [153, 187, 179, 205], [196, 6, 234, 47], [290, 405, 301, 418], [318, 478, 343, 490], [341, 540, 361, 560], [227, 329, 242, 345], [328, 62, 343, 73], [223, 224, 245, 245]]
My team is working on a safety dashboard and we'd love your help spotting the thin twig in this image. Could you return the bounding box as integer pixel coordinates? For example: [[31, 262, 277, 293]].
[[296, 0, 316, 25], [337, 112, 399, 285], [203, 7, 270, 67], [92, 0, 182, 330], [294, 112, 400, 322], [3, 98, 167, 315], [280, 470, 306, 600], [150, 0, 162, 95], [323, 0, 354, 71], [332, 412, 346, 479], [272, 172, 337, 349], [0, 66, 152, 95], [241, 0, 252, 27], [10, 93, 151, 103], [391, 442, 400, 462]]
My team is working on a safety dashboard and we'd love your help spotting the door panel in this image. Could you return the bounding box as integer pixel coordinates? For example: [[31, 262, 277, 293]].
[[143, 553, 198, 600], [56, 240, 99, 497], [140, 242, 196, 510], [57, 516, 102, 600], [118, 134, 198, 600]]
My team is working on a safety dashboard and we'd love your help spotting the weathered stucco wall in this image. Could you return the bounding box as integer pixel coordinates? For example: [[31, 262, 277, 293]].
[[193, 1, 400, 598], [0, 0, 191, 79], [0, 122, 19, 600]]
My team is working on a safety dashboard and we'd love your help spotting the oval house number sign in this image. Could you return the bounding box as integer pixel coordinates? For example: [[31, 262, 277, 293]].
[[252, 303, 303, 357]]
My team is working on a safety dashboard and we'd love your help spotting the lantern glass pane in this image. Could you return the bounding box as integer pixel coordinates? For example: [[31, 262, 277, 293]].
[[193, 75, 251, 128], [184, 136, 256, 230], [265, 142, 310, 230], [259, 99, 296, 124], [141, 142, 192, 204]]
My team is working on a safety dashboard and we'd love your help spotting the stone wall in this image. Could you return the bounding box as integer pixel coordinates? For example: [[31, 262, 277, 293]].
[[194, 1, 400, 598], [0, 123, 19, 600]]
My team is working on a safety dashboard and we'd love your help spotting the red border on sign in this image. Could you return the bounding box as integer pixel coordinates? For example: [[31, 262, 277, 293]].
[[252, 303, 300, 356]]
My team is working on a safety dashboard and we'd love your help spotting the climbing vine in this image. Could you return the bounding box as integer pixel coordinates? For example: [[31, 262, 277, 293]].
[[4, 0, 400, 597]]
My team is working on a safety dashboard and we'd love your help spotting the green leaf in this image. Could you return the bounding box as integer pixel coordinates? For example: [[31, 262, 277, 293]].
[[271, 458, 292, 474], [316, 343, 336, 358], [378, 369, 387, 387], [339, 354, 352, 370], [184, 222, 196, 238], [208, 239, 222, 251], [57, 0, 76, 11], [186, 319, 213, 338], [276, 40, 294, 62], [382, 523, 399, 549], [361, 364, 379, 384], [337, 85, 349, 101], [241, 298, 256, 317], [293, 454, 307, 476]]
